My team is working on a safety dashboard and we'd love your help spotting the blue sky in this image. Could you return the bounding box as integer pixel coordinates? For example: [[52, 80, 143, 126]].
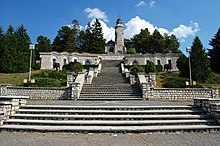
[[1, 0, 220, 54]]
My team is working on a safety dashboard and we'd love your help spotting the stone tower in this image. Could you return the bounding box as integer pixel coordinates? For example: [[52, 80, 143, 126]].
[[115, 18, 126, 54]]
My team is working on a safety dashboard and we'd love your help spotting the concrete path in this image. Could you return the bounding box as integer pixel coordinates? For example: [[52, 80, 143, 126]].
[[0, 132, 220, 146]]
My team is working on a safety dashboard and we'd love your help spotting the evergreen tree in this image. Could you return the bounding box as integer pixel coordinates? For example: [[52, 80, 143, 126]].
[[164, 34, 180, 53], [81, 19, 106, 53], [52, 20, 80, 53], [190, 36, 211, 82], [208, 28, 220, 73], [0, 26, 4, 71], [176, 54, 189, 78], [91, 19, 106, 53], [36, 36, 51, 60], [0, 26, 18, 73], [15, 25, 31, 72], [132, 28, 151, 53], [151, 29, 165, 53]]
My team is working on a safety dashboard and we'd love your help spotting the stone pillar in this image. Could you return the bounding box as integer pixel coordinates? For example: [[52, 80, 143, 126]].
[[149, 73, 156, 87], [67, 72, 76, 87], [211, 87, 219, 98], [70, 83, 78, 100], [0, 84, 10, 96]]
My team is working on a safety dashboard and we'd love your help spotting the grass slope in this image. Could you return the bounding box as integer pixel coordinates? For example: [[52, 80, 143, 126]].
[[0, 70, 41, 86]]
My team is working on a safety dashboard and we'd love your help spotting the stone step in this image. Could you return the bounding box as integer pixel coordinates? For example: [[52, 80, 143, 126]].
[[4, 119, 217, 126], [1, 124, 220, 133], [16, 109, 205, 115], [80, 93, 142, 96], [22, 105, 198, 110], [77, 98, 143, 101], [10, 114, 211, 120]]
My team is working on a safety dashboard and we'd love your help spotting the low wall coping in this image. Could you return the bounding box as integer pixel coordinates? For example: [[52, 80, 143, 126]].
[[154, 88, 213, 90], [0, 101, 12, 105], [0, 96, 29, 99]]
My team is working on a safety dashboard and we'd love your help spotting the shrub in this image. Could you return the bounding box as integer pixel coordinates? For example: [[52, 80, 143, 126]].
[[205, 72, 220, 84], [130, 65, 145, 75], [127, 48, 136, 54], [83, 65, 99, 70], [156, 65, 163, 72], [145, 61, 156, 73], [32, 70, 66, 80], [34, 78, 60, 87], [163, 76, 188, 88], [62, 62, 83, 73]]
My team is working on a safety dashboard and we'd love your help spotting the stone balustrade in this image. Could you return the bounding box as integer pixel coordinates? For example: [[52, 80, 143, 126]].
[[0, 96, 29, 125], [72, 73, 85, 100], [194, 98, 220, 123]]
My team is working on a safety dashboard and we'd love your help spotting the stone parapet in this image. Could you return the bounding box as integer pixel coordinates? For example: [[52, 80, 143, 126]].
[[7, 87, 70, 100], [194, 98, 220, 123], [0, 96, 29, 125]]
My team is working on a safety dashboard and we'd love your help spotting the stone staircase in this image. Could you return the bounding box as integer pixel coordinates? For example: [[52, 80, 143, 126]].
[[1, 104, 220, 133], [79, 60, 142, 100]]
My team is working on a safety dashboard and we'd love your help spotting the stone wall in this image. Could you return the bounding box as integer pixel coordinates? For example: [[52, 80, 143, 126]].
[[138, 74, 219, 101], [6, 87, 70, 100], [194, 98, 220, 123], [151, 88, 218, 100]]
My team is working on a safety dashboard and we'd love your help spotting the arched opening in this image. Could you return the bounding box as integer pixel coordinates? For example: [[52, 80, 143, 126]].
[[109, 47, 114, 53], [132, 60, 139, 65], [85, 59, 92, 65]]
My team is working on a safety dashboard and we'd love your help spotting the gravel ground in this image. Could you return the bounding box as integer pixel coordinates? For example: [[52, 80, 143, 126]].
[[0, 132, 220, 146]]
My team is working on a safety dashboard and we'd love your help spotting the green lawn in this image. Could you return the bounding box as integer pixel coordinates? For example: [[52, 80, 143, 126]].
[[0, 70, 41, 86]]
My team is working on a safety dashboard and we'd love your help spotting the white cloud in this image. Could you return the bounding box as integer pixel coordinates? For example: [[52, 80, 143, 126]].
[[84, 8, 109, 22], [149, 0, 156, 8], [170, 22, 200, 39], [135, 1, 146, 7], [99, 20, 115, 41], [83, 16, 200, 43], [124, 16, 168, 38]]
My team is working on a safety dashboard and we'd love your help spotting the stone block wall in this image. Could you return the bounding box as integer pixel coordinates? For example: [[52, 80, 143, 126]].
[[194, 98, 220, 123], [6, 87, 70, 100], [152, 88, 217, 100]]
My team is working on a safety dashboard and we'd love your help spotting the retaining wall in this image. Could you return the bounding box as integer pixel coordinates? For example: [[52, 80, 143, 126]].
[[6, 87, 70, 100]]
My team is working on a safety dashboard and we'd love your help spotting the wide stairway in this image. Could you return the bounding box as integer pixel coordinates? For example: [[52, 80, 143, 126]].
[[1, 104, 220, 133], [79, 60, 142, 100]]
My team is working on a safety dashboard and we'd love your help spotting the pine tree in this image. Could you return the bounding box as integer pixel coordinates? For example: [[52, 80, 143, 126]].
[[0, 26, 18, 73], [52, 20, 80, 53], [208, 28, 220, 73], [190, 36, 211, 82], [91, 19, 106, 53], [176, 54, 189, 78], [15, 25, 31, 72], [0, 26, 4, 71], [36, 36, 51, 60], [81, 19, 106, 53]]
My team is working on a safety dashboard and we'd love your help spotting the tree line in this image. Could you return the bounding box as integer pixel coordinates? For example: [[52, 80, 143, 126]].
[[177, 28, 220, 83], [0, 18, 220, 79]]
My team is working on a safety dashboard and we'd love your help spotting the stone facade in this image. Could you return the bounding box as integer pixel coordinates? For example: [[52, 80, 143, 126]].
[[40, 52, 100, 70], [125, 53, 181, 70]]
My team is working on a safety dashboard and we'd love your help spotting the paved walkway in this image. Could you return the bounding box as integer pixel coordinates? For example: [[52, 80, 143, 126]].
[[27, 99, 193, 106], [0, 132, 220, 146]]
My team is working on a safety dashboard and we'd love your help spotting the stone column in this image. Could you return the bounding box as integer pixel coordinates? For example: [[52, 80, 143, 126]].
[[0, 84, 10, 96], [211, 87, 219, 98], [149, 73, 156, 87]]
